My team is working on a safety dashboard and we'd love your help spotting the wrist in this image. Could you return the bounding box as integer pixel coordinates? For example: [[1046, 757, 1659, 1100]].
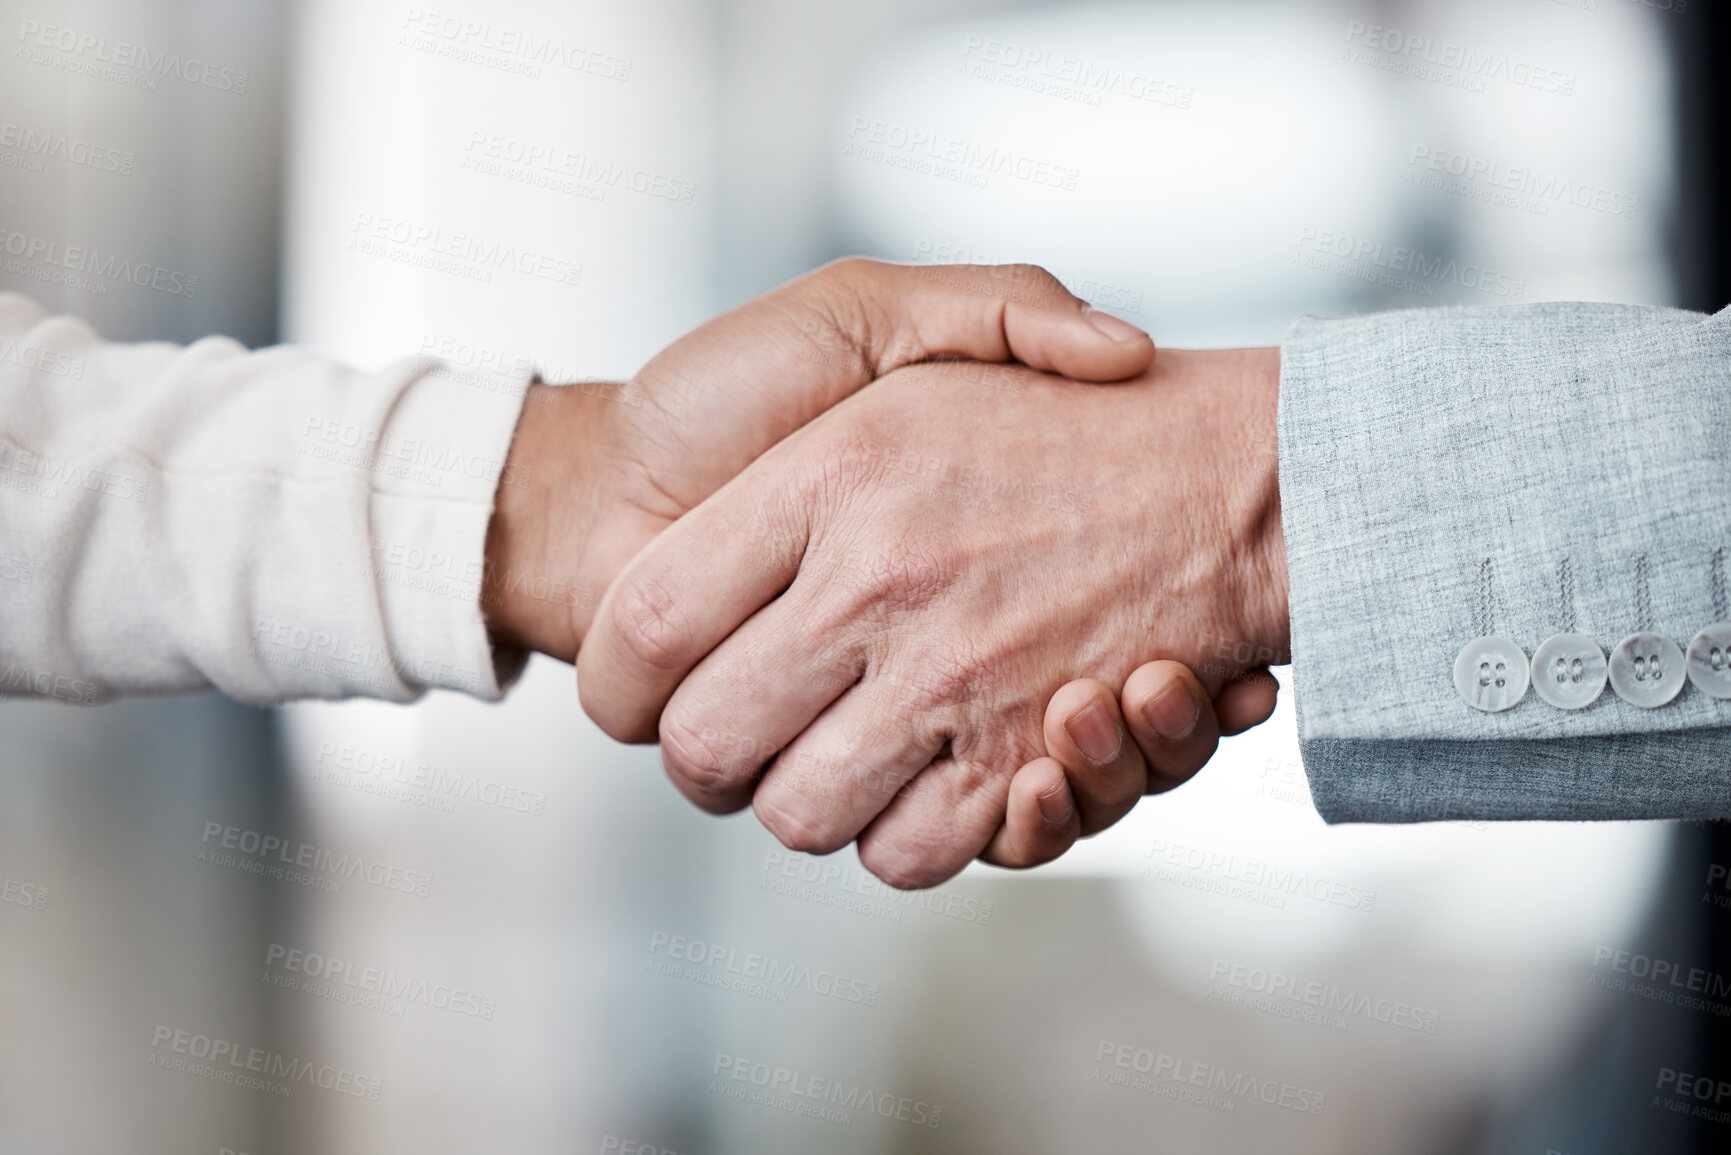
[[482, 381, 612, 662], [1240, 347, 1290, 662]]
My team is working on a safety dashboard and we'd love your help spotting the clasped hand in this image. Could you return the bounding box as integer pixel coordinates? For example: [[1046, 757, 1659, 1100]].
[[485, 259, 1290, 888]]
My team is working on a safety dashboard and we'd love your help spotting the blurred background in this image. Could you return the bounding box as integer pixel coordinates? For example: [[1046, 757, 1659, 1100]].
[[0, 0, 1726, 1151]]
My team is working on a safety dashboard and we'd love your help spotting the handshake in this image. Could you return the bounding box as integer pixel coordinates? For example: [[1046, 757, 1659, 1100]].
[[482, 259, 1291, 888]]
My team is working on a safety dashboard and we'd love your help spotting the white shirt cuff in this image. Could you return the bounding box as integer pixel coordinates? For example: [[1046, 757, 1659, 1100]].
[[368, 361, 533, 700]]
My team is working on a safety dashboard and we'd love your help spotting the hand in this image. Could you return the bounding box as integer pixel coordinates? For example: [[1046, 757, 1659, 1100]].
[[987, 663, 1281, 869], [481, 258, 1154, 662], [577, 347, 1291, 889]]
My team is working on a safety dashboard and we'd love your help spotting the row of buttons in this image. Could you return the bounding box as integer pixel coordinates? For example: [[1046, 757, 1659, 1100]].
[[1455, 624, 1731, 712]]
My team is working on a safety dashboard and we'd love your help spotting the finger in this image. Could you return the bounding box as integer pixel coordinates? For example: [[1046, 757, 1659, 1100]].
[[978, 758, 1082, 870], [623, 258, 1151, 514], [649, 580, 871, 812], [1216, 668, 1279, 736], [856, 752, 1010, 891], [857, 261, 1154, 383], [1040, 679, 1149, 836], [747, 685, 948, 854], [1119, 661, 1221, 794], [576, 462, 806, 744]]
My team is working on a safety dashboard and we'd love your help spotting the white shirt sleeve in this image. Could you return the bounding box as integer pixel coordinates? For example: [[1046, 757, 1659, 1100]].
[[0, 292, 532, 705]]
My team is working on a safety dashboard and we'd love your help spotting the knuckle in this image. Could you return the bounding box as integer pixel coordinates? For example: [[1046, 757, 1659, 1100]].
[[576, 677, 645, 744], [659, 711, 756, 796], [858, 841, 946, 892], [814, 257, 933, 371], [996, 262, 1066, 298], [822, 254, 879, 284], [754, 787, 846, 855], [610, 574, 691, 672], [995, 841, 1049, 870]]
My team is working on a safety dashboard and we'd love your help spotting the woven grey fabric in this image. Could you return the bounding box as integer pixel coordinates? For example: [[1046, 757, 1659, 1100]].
[[1278, 302, 1731, 821], [1302, 732, 1731, 823]]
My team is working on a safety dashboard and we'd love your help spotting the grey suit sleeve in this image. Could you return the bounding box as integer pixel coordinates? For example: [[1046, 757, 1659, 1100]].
[[1277, 301, 1731, 822]]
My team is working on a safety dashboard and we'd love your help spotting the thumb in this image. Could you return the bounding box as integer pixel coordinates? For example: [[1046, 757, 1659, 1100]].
[[623, 257, 1153, 513], [861, 259, 1154, 383]]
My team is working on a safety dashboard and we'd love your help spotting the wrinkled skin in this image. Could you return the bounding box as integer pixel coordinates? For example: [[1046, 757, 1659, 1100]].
[[483, 258, 1155, 662], [578, 346, 1289, 889]]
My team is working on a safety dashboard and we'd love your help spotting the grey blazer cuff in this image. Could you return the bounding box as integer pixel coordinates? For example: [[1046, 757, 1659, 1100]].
[[1301, 732, 1731, 823], [1277, 302, 1731, 820]]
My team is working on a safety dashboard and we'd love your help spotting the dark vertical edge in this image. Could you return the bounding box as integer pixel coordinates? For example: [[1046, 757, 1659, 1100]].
[[1668, 4, 1731, 1152]]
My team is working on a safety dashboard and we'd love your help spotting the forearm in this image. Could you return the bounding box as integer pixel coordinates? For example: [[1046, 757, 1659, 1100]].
[[0, 292, 529, 704]]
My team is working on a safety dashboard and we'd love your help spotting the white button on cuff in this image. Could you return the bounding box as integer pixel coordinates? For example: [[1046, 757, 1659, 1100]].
[[1454, 636, 1529, 713], [1531, 633, 1608, 710], [1686, 623, 1731, 700], [1608, 633, 1686, 708]]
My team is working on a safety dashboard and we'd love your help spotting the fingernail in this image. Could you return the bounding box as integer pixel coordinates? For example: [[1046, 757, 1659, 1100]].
[[1065, 700, 1122, 764], [1081, 305, 1147, 344], [1037, 782, 1074, 826], [1143, 683, 1199, 741]]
